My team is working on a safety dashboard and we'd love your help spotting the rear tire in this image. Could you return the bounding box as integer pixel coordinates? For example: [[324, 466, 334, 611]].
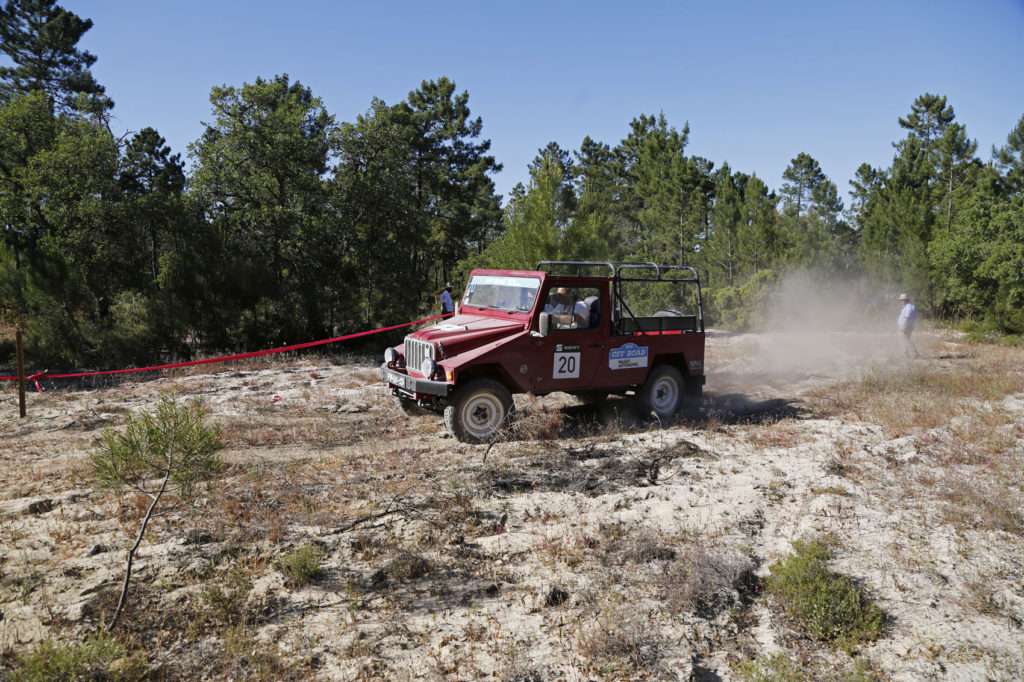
[[444, 379, 514, 443], [637, 364, 683, 419]]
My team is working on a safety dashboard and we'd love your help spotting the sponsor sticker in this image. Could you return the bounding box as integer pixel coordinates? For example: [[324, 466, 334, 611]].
[[609, 343, 649, 370]]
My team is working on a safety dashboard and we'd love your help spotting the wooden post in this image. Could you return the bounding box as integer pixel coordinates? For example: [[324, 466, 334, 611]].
[[16, 328, 26, 418]]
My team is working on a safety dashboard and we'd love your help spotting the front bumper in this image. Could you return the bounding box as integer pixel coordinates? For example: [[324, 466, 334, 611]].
[[380, 364, 451, 398]]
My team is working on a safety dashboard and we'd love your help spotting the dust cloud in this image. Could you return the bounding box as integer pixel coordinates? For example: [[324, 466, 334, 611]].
[[709, 271, 906, 395]]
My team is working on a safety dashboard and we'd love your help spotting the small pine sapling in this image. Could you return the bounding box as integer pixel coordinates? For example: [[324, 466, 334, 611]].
[[91, 394, 224, 629]]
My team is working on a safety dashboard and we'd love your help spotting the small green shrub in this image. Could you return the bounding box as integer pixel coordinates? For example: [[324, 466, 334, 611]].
[[737, 653, 802, 682], [201, 567, 255, 626], [765, 539, 884, 651], [278, 544, 325, 587], [11, 631, 147, 681], [842, 658, 879, 682]]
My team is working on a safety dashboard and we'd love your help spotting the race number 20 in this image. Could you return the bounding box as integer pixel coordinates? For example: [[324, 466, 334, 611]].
[[553, 343, 581, 379]]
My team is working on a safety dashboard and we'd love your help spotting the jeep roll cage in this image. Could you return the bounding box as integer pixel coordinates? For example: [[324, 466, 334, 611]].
[[536, 260, 705, 335]]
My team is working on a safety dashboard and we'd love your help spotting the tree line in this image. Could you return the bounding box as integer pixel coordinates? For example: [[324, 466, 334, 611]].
[[470, 102, 1024, 331], [2, 1, 1023, 370]]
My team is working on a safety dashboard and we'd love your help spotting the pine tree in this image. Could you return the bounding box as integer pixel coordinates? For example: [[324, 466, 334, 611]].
[[780, 152, 827, 218], [706, 165, 742, 286], [490, 145, 573, 268], [572, 135, 626, 260], [396, 77, 502, 285], [779, 152, 837, 264], [739, 174, 780, 275], [0, 0, 111, 116], [333, 98, 424, 327], [934, 122, 979, 232], [189, 74, 336, 344], [897, 93, 954, 147], [119, 128, 186, 286], [616, 113, 712, 266], [993, 113, 1024, 195]]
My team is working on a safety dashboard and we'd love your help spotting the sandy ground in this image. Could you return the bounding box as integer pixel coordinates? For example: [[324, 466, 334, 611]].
[[1, 328, 1023, 680]]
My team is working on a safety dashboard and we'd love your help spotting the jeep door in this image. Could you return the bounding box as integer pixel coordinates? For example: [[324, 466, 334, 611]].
[[530, 285, 605, 394]]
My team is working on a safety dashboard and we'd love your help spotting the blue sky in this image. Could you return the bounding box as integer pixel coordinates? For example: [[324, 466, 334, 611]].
[[71, 0, 1024, 205]]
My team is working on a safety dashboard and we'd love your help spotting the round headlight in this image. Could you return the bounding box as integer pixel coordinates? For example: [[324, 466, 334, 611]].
[[384, 347, 398, 364], [420, 357, 437, 377]]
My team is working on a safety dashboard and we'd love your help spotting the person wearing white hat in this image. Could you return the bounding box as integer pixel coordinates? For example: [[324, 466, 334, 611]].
[[897, 293, 918, 358]]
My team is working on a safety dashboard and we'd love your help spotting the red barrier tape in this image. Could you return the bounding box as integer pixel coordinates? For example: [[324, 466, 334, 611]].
[[0, 313, 452, 387], [27, 372, 44, 392]]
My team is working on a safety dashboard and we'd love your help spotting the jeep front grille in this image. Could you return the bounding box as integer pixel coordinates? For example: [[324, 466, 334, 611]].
[[404, 337, 435, 375]]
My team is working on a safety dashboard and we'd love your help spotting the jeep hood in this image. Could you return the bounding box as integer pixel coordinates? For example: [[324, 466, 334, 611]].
[[410, 313, 527, 352]]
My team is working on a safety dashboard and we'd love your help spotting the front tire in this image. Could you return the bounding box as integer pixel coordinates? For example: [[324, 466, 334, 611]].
[[637, 365, 683, 420], [444, 379, 514, 443]]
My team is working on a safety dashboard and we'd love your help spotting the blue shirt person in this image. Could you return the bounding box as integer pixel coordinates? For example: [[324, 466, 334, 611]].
[[441, 282, 454, 315]]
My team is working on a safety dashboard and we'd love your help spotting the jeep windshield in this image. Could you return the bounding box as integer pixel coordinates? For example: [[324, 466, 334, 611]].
[[462, 274, 541, 312]]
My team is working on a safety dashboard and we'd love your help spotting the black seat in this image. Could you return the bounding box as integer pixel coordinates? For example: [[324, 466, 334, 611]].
[[584, 295, 600, 328]]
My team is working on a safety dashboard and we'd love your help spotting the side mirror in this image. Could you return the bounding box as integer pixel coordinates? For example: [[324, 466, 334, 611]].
[[538, 312, 551, 337]]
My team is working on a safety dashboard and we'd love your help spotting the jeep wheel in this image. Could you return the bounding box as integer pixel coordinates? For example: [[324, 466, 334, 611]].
[[637, 365, 683, 419], [444, 379, 513, 443]]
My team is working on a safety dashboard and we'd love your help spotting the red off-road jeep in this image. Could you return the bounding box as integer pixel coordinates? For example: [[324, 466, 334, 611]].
[[381, 261, 706, 442]]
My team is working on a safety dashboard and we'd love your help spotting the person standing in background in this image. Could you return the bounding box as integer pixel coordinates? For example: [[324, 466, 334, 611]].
[[441, 282, 455, 316], [898, 293, 919, 358]]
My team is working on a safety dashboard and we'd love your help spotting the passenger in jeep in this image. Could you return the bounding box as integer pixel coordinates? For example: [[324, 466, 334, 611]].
[[545, 287, 590, 328]]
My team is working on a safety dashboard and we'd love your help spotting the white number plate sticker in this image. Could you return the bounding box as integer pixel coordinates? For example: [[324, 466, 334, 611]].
[[553, 343, 581, 379], [386, 369, 410, 390]]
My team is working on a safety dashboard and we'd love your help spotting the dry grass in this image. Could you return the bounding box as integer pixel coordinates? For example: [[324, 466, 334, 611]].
[[808, 349, 1024, 437], [805, 345, 1022, 591], [509, 401, 566, 440], [574, 601, 665, 677], [744, 420, 806, 449], [926, 471, 1024, 535], [913, 410, 1021, 466], [335, 368, 382, 388]]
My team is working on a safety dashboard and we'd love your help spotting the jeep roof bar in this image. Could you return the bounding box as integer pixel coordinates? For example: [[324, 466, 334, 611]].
[[538, 260, 704, 333], [536, 261, 617, 277], [614, 263, 700, 284], [537, 260, 700, 284]]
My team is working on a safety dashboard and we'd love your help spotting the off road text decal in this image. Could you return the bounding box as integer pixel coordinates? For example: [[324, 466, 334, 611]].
[[609, 343, 648, 370]]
